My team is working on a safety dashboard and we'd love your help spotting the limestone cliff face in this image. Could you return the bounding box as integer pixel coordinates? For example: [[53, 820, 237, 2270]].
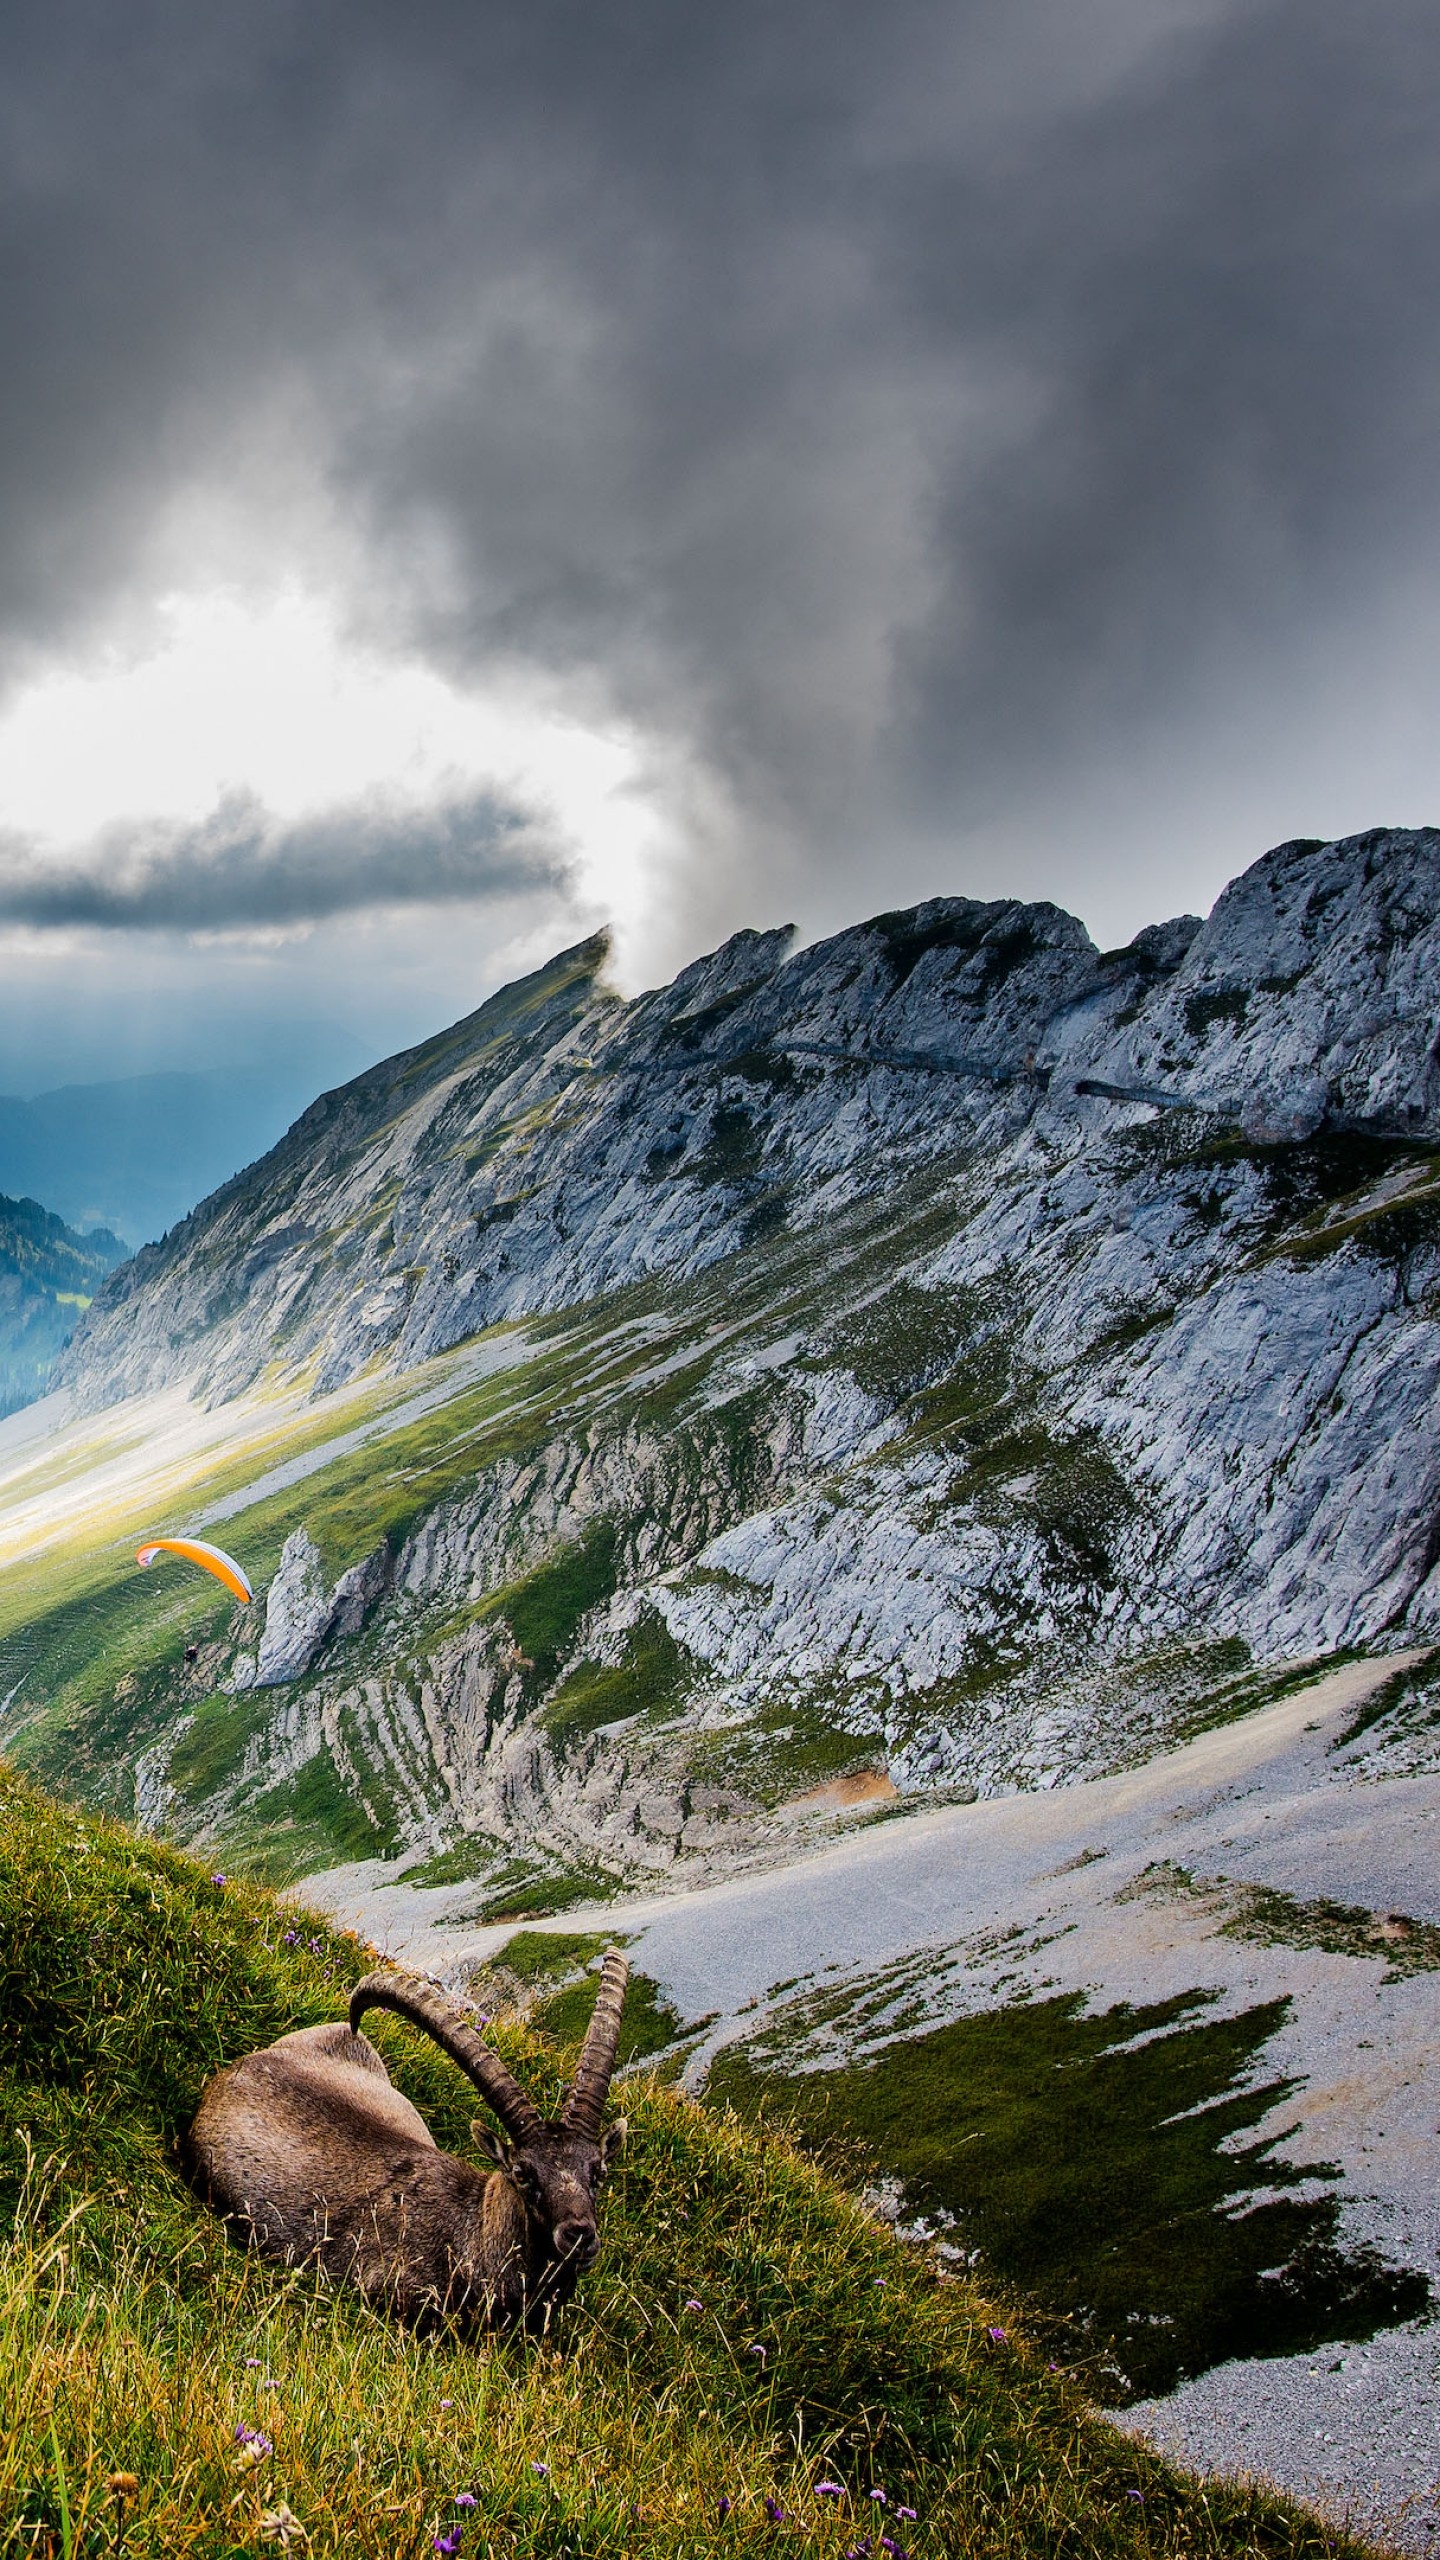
[[50, 827, 1440, 1887]]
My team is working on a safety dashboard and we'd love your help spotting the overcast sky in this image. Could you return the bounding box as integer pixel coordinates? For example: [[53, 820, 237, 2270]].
[[0, 0, 1437, 1090]]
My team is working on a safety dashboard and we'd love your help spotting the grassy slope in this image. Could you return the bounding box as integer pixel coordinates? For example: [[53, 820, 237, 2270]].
[[0, 1306, 635, 1807], [0, 1763, 1369, 2560]]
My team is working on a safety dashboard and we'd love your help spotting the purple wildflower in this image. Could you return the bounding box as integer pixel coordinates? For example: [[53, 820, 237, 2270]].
[[433, 2534, 462, 2556], [439, 2399, 453, 2410], [872, 2276, 886, 2288], [1127, 2489, 1144, 2502], [763, 2497, 786, 2524], [308, 1938, 322, 1954], [748, 2342, 767, 2361], [245, 2358, 262, 2368], [684, 2297, 704, 2312], [530, 2462, 549, 2478], [816, 2482, 845, 2498], [453, 2494, 476, 2510], [868, 2489, 887, 2505], [717, 2496, 733, 2521], [987, 2325, 1006, 2344], [282, 1930, 298, 1945], [896, 2507, 917, 2522], [211, 1873, 227, 1887]]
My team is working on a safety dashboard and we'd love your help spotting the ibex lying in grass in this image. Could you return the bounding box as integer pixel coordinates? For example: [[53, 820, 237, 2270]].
[[186, 1952, 630, 2330]]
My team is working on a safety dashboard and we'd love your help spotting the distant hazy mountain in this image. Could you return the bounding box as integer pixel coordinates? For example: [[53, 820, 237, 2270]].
[[0, 1004, 371, 1107], [0, 1194, 125, 1418], [0, 1058, 364, 1245]]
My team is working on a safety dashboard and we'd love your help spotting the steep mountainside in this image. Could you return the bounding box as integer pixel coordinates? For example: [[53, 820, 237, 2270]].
[[13, 824, 1440, 1899], [0, 1190, 125, 1417]]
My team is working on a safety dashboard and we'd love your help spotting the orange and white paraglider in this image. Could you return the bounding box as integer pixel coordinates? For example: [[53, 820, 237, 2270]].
[[136, 1537, 254, 1604]]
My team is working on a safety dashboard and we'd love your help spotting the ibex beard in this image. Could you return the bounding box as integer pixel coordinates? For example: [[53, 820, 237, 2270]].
[[185, 1949, 630, 2332]]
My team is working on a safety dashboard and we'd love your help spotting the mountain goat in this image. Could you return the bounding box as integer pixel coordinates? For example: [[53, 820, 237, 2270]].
[[186, 1951, 630, 2329]]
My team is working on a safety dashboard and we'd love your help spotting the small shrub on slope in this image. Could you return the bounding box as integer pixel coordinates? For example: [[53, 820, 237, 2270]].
[[0, 1764, 1371, 2559]]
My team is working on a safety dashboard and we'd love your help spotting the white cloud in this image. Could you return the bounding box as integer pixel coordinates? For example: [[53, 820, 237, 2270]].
[[0, 584, 673, 951]]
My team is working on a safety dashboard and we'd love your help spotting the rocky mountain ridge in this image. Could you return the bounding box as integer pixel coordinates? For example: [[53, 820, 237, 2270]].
[[24, 824, 1440, 1899], [64, 825, 1440, 1417]]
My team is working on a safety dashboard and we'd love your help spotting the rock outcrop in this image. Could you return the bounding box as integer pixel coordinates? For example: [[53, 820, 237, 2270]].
[[253, 1527, 330, 1686]]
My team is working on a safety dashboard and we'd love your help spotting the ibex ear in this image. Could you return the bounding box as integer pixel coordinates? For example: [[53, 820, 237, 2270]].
[[600, 2117, 627, 2167], [471, 2121, 514, 2172]]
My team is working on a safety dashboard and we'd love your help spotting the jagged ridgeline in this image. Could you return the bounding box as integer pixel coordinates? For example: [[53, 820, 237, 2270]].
[[0, 1189, 124, 1418], [4, 825, 1440, 1891]]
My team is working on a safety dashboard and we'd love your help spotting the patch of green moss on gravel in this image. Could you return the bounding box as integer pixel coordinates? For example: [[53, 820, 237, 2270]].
[[1128, 1861, 1440, 1979], [708, 1986, 1431, 2400]]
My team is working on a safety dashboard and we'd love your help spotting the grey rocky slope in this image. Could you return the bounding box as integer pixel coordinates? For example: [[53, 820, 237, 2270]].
[[40, 825, 1440, 1894]]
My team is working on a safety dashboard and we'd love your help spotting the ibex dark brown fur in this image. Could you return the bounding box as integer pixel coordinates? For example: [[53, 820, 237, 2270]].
[[186, 1951, 630, 2329]]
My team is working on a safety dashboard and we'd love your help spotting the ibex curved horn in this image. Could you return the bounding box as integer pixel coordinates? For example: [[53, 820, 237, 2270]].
[[350, 1968, 543, 2140], [563, 1947, 631, 2136]]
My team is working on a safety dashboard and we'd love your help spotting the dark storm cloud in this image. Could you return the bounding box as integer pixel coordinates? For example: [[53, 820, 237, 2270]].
[[0, 789, 563, 929], [1, 0, 1439, 927]]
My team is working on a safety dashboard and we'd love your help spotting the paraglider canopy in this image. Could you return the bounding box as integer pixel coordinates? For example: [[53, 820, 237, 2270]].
[[136, 1537, 254, 1604]]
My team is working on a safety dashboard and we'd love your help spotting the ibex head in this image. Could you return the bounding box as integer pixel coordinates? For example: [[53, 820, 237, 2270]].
[[348, 1947, 630, 2297]]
